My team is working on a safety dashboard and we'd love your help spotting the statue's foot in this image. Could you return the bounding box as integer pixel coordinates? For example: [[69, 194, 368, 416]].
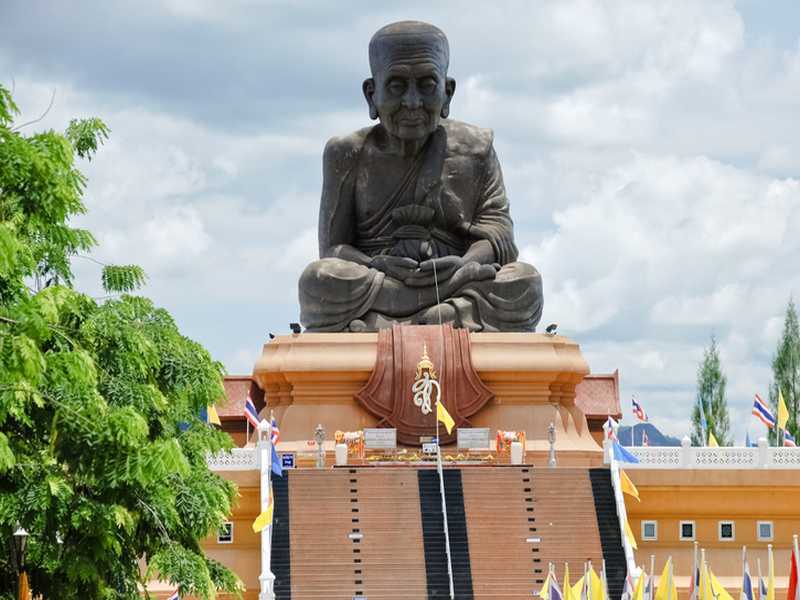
[[416, 303, 458, 326], [348, 319, 369, 332]]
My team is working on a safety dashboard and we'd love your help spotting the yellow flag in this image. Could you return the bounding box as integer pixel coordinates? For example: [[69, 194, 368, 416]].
[[572, 576, 585, 600], [632, 571, 645, 600], [252, 504, 273, 533], [538, 578, 550, 600], [709, 569, 734, 600], [437, 401, 455, 434], [708, 431, 719, 447], [252, 486, 274, 533], [778, 390, 790, 430], [588, 565, 605, 600], [624, 519, 638, 550], [563, 563, 573, 600], [698, 562, 707, 600], [207, 404, 222, 426], [620, 469, 640, 502], [654, 557, 677, 600]]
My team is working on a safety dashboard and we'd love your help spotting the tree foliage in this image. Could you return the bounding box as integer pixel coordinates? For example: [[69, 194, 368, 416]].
[[0, 84, 241, 599], [690, 335, 731, 446], [769, 299, 800, 443]]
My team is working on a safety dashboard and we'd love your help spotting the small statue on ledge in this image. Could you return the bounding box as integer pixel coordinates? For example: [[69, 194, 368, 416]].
[[299, 20, 543, 332]]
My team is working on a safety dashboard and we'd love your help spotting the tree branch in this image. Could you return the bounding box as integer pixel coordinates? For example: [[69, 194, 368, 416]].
[[11, 88, 56, 132]]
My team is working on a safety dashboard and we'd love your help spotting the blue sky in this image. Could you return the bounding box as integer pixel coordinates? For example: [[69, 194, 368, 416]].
[[2, 0, 799, 441]]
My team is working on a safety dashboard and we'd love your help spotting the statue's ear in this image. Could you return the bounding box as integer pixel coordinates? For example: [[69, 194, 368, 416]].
[[441, 77, 456, 119], [363, 78, 378, 120]]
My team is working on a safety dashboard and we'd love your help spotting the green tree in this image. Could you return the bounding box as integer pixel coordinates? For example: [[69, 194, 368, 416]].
[[690, 335, 731, 446], [0, 84, 241, 598], [768, 299, 800, 444]]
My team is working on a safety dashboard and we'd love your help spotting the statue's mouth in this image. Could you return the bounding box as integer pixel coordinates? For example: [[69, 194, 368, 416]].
[[396, 112, 427, 126]]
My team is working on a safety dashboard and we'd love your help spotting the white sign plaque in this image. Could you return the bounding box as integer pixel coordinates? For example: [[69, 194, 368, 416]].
[[457, 428, 491, 450], [364, 428, 397, 450]]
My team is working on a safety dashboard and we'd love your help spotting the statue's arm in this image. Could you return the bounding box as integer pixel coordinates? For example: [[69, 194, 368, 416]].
[[318, 136, 371, 265], [467, 143, 519, 265]]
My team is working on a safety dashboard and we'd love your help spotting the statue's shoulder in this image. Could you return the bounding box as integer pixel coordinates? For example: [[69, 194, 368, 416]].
[[323, 126, 372, 170], [441, 119, 494, 157]]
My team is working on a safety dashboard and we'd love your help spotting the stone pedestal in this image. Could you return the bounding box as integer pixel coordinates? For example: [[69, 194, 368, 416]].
[[252, 330, 603, 465]]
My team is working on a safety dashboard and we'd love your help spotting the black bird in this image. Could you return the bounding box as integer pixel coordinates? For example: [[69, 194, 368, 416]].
[[289, 322, 302, 335], [545, 323, 558, 335], [268, 332, 276, 340]]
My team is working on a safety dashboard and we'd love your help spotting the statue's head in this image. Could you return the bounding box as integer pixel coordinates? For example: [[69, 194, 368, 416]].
[[364, 21, 456, 143]]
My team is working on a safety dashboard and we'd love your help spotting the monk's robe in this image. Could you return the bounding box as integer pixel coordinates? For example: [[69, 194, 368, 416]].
[[299, 119, 543, 332]]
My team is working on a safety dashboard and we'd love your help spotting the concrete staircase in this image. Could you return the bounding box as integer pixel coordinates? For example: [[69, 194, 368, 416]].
[[286, 468, 428, 599], [460, 467, 608, 599], [269, 466, 624, 600]]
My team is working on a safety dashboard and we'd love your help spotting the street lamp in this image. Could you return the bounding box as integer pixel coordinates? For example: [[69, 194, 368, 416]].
[[13, 525, 29, 600]]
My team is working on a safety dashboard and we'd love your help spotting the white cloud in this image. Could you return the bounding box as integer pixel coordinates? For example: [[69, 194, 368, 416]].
[[5, 0, 800, 444]]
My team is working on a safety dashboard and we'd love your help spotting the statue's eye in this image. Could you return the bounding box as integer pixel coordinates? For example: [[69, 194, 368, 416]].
[[387, 79, 406, 95], [419, 78, 437, 93]]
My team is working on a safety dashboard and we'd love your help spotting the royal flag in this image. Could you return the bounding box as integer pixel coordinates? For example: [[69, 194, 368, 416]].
[[784, 430, 798, 448], [207, 404, 221, 426], [624, 518, 638, 550], [620, 469, 641, 502], [244, 394, 260, 428], [632, 398, 648, 422], [708, 431, 720, 447], [437, 400, 455, 434], [778, 390, 790, 431], [252, 484, 274, 533], [753, 394, 777, 429]]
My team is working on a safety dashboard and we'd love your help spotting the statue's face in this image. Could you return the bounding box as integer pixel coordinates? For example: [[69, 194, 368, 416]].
[[364, 37, 455, 143]]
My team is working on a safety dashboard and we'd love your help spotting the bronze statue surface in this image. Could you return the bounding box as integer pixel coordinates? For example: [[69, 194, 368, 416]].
[[299, 20, 543, 332]]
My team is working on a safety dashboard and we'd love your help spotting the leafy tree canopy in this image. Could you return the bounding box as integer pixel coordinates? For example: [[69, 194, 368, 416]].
[[0, 84, 241, 598], [769, 298, 800, 443], [690, 334, 731, 446]]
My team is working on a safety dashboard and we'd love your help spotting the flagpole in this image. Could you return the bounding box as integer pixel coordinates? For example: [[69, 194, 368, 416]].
[[258, 419, 275, 600], [742, 546, 747, 600], [757, 558, 763, 600], [692, 542, 699, 600], [668, 556, 673, 600], [650, 554, 655, 600], [436, 402, 455, 600], [430, 260, 454, 600]]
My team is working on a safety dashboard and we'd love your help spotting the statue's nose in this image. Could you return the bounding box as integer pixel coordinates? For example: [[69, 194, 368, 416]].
[[402, 85, 422, 110]]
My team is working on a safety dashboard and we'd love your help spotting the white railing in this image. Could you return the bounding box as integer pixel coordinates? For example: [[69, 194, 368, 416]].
[[207, 447, 258, 471], [603, 436, 800, 469]]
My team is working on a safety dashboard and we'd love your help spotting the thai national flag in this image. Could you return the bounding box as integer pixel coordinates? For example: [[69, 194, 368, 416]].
[[642, 429, 650, 447], [271, 417, 280, 445], [167, 592, 179, 600], [632, 398, 648, 422], [752, 394, 777, 429], [784, 430, 798, 448], [244, 394, 260, 428], [742, 554, 754, 600]]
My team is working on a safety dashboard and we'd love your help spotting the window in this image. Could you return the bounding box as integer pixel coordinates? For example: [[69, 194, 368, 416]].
[[757, 521, 774, 542], [641, 520, 658, 541], [718, 521, 735, 541], [680, 521, 696, 541], [217, 522, 234, 544]]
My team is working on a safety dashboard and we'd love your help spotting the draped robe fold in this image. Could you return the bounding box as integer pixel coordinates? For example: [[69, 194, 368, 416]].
[[299, 119, 543, 332]]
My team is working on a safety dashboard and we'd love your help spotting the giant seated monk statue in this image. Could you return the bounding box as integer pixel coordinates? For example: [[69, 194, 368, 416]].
[[299, 21, 543, 332]]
